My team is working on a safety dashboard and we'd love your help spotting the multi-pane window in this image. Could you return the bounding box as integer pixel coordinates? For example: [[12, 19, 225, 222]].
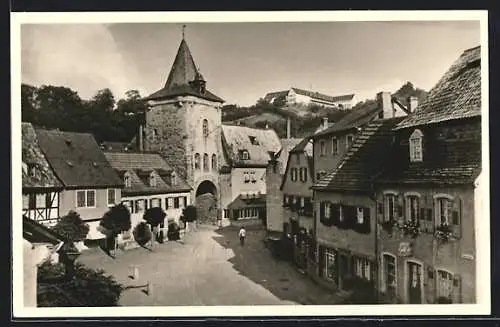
[[76, 190, 96, 208], [171, 172, 177, 186], [134, 199, 145, 213], [202, 119, 209, 138], [149, 174, 156, 187], [124, 174, 131, 187], [346, 135, 354, 149], [382, 254, 396, 296], [437, 197, 451, 226], [324, 202, 332, 219], [174, 197, 180, 209], [409, 129, 423, 162], [331, 137, 338, 155], [244, 171, 250, 183], [241, 150, 250, 160], [211, 154, 217, 170], [385, 194, 396, 222], [354, 257, 372, 280], [407, 196, 419, 223], [107, 189, 116, 206], [324, 248, 337, 280], [291, 168, 298, 182], [250, 171, 256, 183], [436, 269, 453, 302]]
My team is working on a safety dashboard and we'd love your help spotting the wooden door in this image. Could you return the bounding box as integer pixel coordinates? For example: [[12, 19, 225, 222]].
[[407, 261, 423, 304]]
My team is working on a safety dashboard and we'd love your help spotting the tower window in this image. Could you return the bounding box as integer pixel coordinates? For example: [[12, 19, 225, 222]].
[[194, 153, 201, 170], [409, 129, 423, 162], [211, 154, 217, 170], [202, 119, 209, 138], [203, 153, 209, 171]]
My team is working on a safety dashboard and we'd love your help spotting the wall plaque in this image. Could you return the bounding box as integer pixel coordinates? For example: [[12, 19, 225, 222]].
[[398, 242, 412, 257]]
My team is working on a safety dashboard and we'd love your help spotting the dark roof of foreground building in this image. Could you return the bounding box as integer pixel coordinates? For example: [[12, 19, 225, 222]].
[[312, 117, 405, 192], [227, 193, 266, 210], [22, 122, 63, 190], [396, 46, 481, 130], [143, 38, 224, 103], [35, 129, 124, 189], [104, 151, 192, 196], [23, 215, 65, 245]]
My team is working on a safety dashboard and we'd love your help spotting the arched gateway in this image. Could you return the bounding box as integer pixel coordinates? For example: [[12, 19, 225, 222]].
[[194, 180, 219, 224]]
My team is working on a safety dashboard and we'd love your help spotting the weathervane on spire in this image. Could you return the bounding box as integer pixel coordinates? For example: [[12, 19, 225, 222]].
[[182, 24, 186, 39]]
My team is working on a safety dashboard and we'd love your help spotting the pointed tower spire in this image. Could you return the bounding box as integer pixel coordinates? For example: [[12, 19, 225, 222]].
[[164, 26, 199, 89]]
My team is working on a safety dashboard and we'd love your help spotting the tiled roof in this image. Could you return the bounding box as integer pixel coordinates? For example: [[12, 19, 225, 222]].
[[312, 100, 380, 138], [227, 193, 266, 210], [264, 90, 289, 102], [144, 39, 224, 103], [104, 151, 191, 195], [396, 46, 481, 129], [35, 129, 124, 189], [312, 117, 405, 192], [221, 125, 282, 167], [376, 117, 481, 185], [22, 122, 63, 190], [292, 88, 355, 103], [314, 122, 335, 135], [280, 136, 315, 190], [100, 141, 132, 153], [276, 138, 303, 175], [290, 136, 313, 157], [23, 215, 65, 244]]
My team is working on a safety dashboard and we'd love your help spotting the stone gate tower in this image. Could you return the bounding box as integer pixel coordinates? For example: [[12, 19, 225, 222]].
[[141, 33, 225, 214]]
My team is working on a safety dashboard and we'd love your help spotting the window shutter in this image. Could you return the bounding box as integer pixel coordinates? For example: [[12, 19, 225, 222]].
[[452, 197, 462, 238], [331, 203, 340, 225], [376, 198, 384, 223], [452, 273, 462, 303], [319, 202, 325, 223], [363, 207, 371, 234], [304, 168, 308, 182]]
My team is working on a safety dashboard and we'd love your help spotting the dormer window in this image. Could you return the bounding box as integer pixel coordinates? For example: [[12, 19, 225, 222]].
[[346, 134, 354, 149], [409, 129, 423, 162], [249, 136, 259, 145], [171, 172, 177, 186], [124, 174, 131, 188], [149, 173, 156, 187], [25, 162, 37, 177], [240, 150, 250, 160]]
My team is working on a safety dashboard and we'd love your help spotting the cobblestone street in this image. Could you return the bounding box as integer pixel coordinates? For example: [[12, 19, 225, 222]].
[[77, 225, 341, 306]]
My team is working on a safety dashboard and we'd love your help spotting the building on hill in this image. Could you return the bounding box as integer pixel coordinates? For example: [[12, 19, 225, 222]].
[[373, 45, 482, 304], [312, 91, 415, 183], [264, 87, 356, 109], [220, 124, 281, 226], [22, 122, 63, 227], [34, 128, 124, 240], [103, 151, 192, 244], [139, 33, 225, 224]]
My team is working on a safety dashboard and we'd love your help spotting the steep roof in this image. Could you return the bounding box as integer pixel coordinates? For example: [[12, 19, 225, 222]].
[[144, 39, 224, 103], [104, 151, 192, 196], [227, 193, 266, 210], [313, 100, 380, 138], [292, 88, 355, 103], [221, 125, 282, 167], [35, 129, 124, 189], [290, 136, 313, 157], [23, 215, 65, 245], [312, 117, 405, 192], [376, 117, 481, 185], [22, 122, 63, 190], [276, 138, 303, 175], [280, 136, 315, 190], [396, 46, 481, 130]]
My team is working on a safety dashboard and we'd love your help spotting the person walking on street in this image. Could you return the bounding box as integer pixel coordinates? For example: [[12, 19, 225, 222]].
[[239, 226, 246, 246]]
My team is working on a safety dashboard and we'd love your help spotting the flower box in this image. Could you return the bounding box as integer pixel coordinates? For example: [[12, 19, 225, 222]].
[[434, 224, 454, 243], [399, 220, 420, 239]]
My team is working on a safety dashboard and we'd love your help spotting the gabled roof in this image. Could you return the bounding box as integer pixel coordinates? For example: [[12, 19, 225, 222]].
[[290, 136, 313, 157], [312, 117, 405, 192], [312, 100, 380, 138], [22, 122, 63, 190], [263, 90, 289, 102], [280, 136, 315, 190], [144, 39, 224, 103], [35, 129, 124, 189], [104, 151, 191, 195], [276, 138, 303, 175], [376, 116, 481, 185], [396, 46, 481, 130], [291, 88, 355, 103], [221, 125, 282, 167]]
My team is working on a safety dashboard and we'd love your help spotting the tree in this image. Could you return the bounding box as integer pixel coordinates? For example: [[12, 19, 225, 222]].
[[133, 222, 152, 247], [143, 207, 166, 228], [52, 211, 90, 243], [37, 261, 123, 307], [99, 204, 132, 252], [180, 205, 197, 231]]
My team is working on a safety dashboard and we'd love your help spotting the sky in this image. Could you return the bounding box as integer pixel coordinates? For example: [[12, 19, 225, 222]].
[[21, 20, 480, 107]]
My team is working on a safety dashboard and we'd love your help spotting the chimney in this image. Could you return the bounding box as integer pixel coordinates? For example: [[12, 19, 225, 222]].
[[138, 124, 144, 152], [408, 96, 419, 112], [286, 117, 291, 139], [323, 117, 328, 130], [377, 91, 393, 119]]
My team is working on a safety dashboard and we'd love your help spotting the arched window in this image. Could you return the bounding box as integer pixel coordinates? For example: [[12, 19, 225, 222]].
[[202, 119, 209, 138], [203, 153, 209, 171], [211, 154, 217, 170], [409, 129, 423, 162], [194, 153, 201, 170]]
